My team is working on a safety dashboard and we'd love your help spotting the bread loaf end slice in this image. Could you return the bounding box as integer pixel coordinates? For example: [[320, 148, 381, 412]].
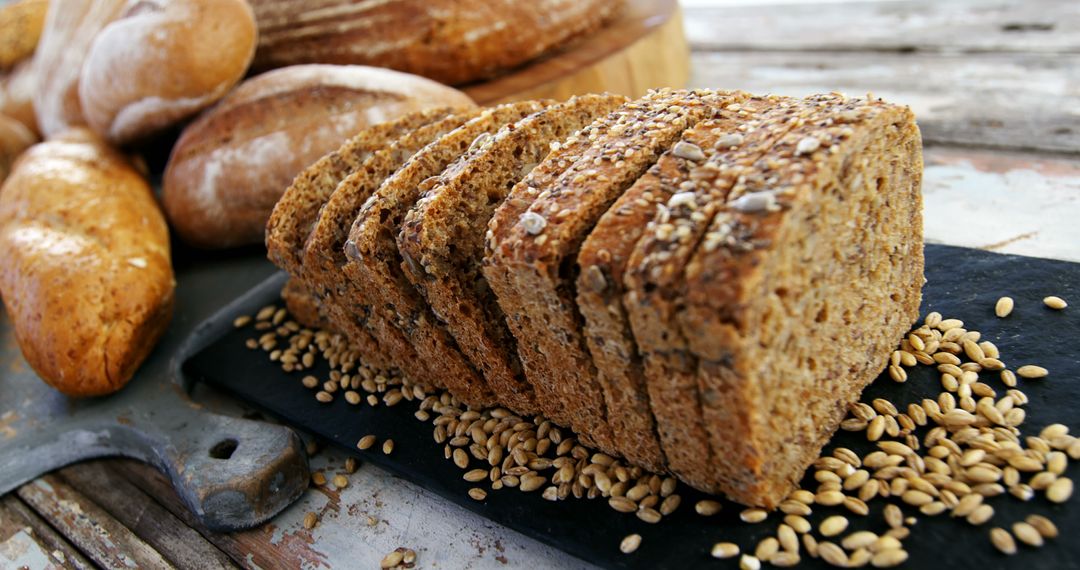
[[281, 277, 331, 331], [301, 111, 481, 387], [398, 94, 627, 416], [677, 95, 923, 506], [344, 101, 550, 408], [484, 89, 740, 453]]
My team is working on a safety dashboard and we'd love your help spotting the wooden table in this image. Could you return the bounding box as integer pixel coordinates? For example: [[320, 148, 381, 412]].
[[3, 1, 1078, 568]]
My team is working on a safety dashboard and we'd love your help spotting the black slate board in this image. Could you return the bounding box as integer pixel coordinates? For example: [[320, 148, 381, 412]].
[[181, 244, 1080, 569]]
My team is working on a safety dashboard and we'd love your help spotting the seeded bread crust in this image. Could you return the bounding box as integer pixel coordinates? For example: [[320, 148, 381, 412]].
[[575, 95, 793, 473], [483, 89, 738, 453], [398, 94, 627, 416], [677, 96, 923, 506], [266, 107, 465, 278], [302, 111, 481, 386], [281, 277, 331, 331], [343, 101, 548, 408], [621, 96, 807, 489]]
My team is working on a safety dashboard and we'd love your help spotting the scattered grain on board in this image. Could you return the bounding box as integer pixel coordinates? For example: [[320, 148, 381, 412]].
[[1043, 296, 1067, 310]]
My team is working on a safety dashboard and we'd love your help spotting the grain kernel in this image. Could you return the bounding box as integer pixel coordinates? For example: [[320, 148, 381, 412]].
[[1013, 521, 1044, 547], [1025, 514, 1058, 538], [995, 297, 1014, 318], [820, 515, 849, 537], [1047, 477, 1073, 503], [711, 542, 740, 559], [1043, 296, 1067, 309], [870, 548, 908, 568], [303, 511, 318, 529], [333, 474, 348, 489], [357, 435, 376, 450], [695, 499, 722, 516], [740, 508, 768, 523], [619, 533, 642, 554], [990, 527, 1017, 555], [1016, 365, 1048, 379]]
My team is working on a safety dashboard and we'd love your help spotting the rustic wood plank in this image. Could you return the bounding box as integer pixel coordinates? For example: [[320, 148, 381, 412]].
[[922, 146, 1080, 262], [684, 0, 1080, 54], [58, 463, 238, 570], [17, 474, 175, 570], [689, 50, 1080, 153], [0, 496, 94, 570], [106, 460, 331, 570]]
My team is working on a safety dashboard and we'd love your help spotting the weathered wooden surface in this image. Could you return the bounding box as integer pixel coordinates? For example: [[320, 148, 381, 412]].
[[688, 51, 1080, 153], [685, 0, 1080, 54], [1, 1, 1078, 568]]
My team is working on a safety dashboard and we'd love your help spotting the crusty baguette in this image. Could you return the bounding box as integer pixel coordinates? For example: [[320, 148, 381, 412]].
[[33, 0, 128, 137], [0, 129, 174, 397], [343, 101, 548, 408], [674, 95, 923, 505], [267, 107, 469, 280], [398, 94, 626, 415], [78, 0, 257, 145], [618, 96, 803, 489], [483, 90, 737, 452], [250, 0, 623, 85], [163, 64, 475, 249], [302, 111, 481, 383]]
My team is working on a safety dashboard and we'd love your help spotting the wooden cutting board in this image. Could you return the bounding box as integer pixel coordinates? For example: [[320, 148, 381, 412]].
[[463, 0, 689, 105]]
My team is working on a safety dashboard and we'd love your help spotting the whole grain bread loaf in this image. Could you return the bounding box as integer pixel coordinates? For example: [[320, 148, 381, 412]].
[[343, 101, 548, 408], [303, 111, 482, 385], [269, 91, 923, 507], [249, 0, 622, 85], [483, 90, 739, 453], [674, 95, 923, 506], [398, 94, 627, 416]]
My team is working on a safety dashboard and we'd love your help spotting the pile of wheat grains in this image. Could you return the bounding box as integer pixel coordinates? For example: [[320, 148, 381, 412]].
[[236, 294, 1075, 568]]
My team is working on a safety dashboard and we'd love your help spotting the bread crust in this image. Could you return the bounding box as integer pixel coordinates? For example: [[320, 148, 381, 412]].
[[78, 0, 257, 145], [344, 101, 548, 408], [303, 111, 481, 383], [398, 94, 626, 415], [250, 0, 623, 85], [483, 90, 736, 452], [162, 64, 474, 249], [281, 277, 331, 331], [0, 129, 175, 397]]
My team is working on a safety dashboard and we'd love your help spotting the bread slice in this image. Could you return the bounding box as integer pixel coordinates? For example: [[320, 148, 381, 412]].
[[575, 94, 804, 473], [483, 89, 740, 453], [343, 101, 549, 408], [397, 94, 627, 416], [301, 110, 482, 387], [266, 107, 459, 279], [281, 277, 331, 330], [675, 95, 923, 506], [608, 96, 807, 487]]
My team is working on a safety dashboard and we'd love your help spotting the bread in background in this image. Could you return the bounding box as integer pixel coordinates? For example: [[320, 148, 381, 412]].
[[0, 60, 38, 136], [79, 0, 257, 145], [0, 0, 47, 71], [249, 0, 623, 85], [32, 0, 127, 137], [0, 129, 175, 397], [162, 64, 475, 249], [0, 113, 35, 183]]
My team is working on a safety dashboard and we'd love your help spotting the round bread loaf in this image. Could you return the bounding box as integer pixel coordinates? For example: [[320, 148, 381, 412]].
[[79, 0, 257, 145], [162, 64, 476, 249], [249, 0, 622, 85], [32, 0, 128, 137]]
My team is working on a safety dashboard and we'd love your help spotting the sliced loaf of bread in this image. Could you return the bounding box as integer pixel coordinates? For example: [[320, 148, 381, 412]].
[[397, 94, 627, 416], [483, 89, 740, 453], [675, 95, 923, 506], [302, 111, 482, 387], [343, 101, 549, 408]]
